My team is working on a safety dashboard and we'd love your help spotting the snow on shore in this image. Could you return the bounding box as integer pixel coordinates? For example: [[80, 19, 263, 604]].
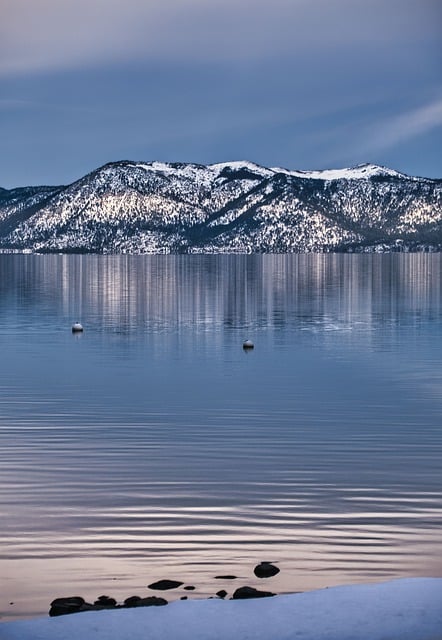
[[1, 578, 441, 640]]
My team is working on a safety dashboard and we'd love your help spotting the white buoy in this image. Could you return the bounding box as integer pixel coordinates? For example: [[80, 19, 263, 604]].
[[243, 339, 254, 349], [72, 322, 84, 333]]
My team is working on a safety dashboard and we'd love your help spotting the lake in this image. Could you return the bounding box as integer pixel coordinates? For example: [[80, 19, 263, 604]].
[[0, 253, 441, 621]]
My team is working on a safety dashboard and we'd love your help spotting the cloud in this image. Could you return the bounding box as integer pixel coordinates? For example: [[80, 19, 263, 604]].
[[351, 98, 442, 158], [0, 0, 439, 76], [370, 99, 442, 150], [305, 96, 442, 171]]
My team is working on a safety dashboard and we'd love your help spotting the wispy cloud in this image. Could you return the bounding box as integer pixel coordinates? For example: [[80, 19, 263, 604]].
[[282, 96, 442, 173], [0, 98, 31, 109], [365, 99, 442, 152], [0, 0, 439, 76], [0, 98, 99, 114]]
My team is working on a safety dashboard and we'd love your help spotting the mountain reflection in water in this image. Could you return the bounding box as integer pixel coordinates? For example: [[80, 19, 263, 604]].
[[0, 254, 441, 620]]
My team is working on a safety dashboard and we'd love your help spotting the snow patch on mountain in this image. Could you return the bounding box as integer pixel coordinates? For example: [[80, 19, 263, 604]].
[[271, 163, 412, 181]]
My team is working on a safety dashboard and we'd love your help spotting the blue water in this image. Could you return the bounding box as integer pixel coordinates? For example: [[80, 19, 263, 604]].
[[0, 253, 441, 620]]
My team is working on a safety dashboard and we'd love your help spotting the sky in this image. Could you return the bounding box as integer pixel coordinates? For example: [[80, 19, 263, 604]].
[[0, 0, 441, 188]]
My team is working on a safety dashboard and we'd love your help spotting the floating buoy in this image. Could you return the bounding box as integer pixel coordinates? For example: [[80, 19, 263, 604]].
[[72, 322, 84, 333], [243, 340, 254, 349]]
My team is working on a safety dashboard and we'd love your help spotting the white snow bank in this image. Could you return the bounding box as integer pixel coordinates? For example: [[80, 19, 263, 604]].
[[1, 578, 441, 640]]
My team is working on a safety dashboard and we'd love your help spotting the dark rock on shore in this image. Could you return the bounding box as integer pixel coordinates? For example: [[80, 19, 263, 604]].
[[49, 596, 89, 617], [133, 596, 168, 607], [253, 562, 280, 578], [50, 593, 170, 616], [48, 561, 284, 617], [94, 595, 117, 607], [50, 595, 123, 616], [123, 595, 168, 608], [232, 586, 275, 600], [148, 579, 183, 591]]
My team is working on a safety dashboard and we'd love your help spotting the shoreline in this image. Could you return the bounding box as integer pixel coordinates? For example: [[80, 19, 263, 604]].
[[1, 578, 442, 640]]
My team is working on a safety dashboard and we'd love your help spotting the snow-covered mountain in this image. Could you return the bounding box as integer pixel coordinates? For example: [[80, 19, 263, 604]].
[[0, 160, 441, 253]]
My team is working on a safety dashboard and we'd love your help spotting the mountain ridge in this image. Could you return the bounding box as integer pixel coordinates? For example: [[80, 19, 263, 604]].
[[1, 160, 441, 253]]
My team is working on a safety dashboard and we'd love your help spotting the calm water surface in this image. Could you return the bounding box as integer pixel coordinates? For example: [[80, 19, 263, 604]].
[[0, 254, 441, 620]]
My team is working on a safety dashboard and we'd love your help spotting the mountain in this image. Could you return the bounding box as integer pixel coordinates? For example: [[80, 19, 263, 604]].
[[0, 161, 441, 253]]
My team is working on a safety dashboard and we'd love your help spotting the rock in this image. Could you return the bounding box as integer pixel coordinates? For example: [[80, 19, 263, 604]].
[[132, 596, 168, 607], [253, 562, 280, 578], [94, 596, 117, 607], [49, 596, 86, 617], [214, 575, 237, 580], [216, 590, 227, 599], [232, 586, 275, 600], [124, 596, 141, 607], [50, 592, 169, 616], [148, 579, 183, 590], [81, 602, 110, 612], [183, 585, 195, 591]]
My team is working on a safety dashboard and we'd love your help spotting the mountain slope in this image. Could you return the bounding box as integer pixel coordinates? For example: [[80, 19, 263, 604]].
[[0, 161, 441, 253]]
